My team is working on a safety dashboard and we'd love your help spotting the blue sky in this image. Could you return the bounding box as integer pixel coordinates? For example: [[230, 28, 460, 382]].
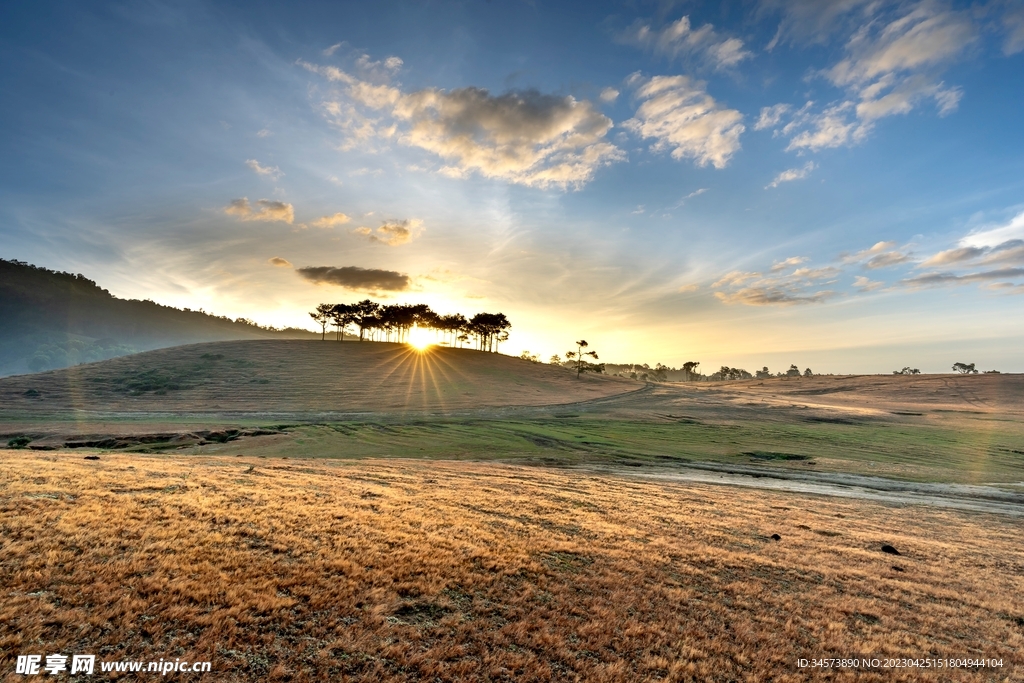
[[2, 0, 1023, 372]]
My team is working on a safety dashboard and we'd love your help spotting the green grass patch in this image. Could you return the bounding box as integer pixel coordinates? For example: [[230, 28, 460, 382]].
[[182, 416, 1024, 483]]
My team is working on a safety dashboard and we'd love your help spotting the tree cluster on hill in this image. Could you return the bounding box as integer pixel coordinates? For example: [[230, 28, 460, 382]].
[[603, 361, 701, 382], [710, 366, 753, 381], [309, 300, 511, 352], [0, 258, 315, 376]]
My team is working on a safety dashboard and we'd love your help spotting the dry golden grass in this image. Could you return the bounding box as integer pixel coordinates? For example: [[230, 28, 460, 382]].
[[1, 451, 1022, 682]]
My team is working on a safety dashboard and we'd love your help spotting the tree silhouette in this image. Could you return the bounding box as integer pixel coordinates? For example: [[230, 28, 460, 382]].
[[682, 361, 701, 381], [309, 303, 333, 341], [952, 362, 977, 374], [565, 340, 599, 378], [330, 303, 358, 341], [468, 312, 511, 352], [353, 299, 381, 341]]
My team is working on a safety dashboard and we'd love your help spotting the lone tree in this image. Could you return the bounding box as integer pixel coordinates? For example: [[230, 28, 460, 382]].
[[565, 340, 599, 378], [682, 361, 700, 381], [952, 362, 978, 374], [309, 303, 334, 341], [893, 367, 921, 375]]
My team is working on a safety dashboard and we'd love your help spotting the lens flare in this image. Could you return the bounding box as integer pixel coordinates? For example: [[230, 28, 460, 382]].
[[408, 325, 433, 351]]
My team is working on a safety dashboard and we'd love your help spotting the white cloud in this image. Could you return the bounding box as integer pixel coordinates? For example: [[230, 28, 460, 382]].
[[268, 257, 292, 267], [920, 246, 986, 267], [792, 266, 841, 280], [600, 87, 620, 103], [323, 42, 342, 57], [353, 218, 422, 246], [1003, 2, 1024, 54], [300, 58, 624, 189], [865, 251, 911, 269], [712, 260, 842, 306], [960, 210, 1024, 248], [623, 75, 744, 169], [245, 159, 282, 180], [902, 267, 1024, 288], [256, 128, 271, 138], [710, 243, 909, 306], [905, 211, 1024, 291], [310, 212, 352, 229], [826, 6, 976, 89], [712, 271, 760, 288], [840, 240, 911, 269], [770, 256, 807, 271], [916, 212, 1024, 276], [766, 161, 816, 188], [622, 15, 752, 69], [766, 2, 976, 152], [224, 198, 294, 224], [670, 187, 708, 209], [754, 103, 791, 131], [853, 275, 884, 291], [785, 102, 869, 152]]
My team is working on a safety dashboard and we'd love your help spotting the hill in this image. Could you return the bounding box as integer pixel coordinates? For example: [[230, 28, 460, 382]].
[[0, 258, 315, 376], [0, 339, 636, 417]]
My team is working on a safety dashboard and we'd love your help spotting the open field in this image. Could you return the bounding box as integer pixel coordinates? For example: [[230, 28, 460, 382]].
[[2, 341, 1023, 680], [0, 340, 634, 416], [2, 451, 1022, 682], [2, 341, 1023, 486]]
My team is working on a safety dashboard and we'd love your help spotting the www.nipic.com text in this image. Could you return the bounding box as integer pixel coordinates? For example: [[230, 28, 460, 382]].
[[15, 654, 212, 675]]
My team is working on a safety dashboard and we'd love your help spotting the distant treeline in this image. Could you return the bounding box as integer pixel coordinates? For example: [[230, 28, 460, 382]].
[[1, 258, 315, 375], [601, 362, 820, 382], [310, 300, 511, 352]]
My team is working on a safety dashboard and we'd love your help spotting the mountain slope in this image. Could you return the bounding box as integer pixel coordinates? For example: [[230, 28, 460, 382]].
[[0, 258, 314, 376]]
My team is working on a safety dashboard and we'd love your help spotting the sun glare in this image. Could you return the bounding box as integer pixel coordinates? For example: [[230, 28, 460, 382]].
[[408, 325, 433, 351]]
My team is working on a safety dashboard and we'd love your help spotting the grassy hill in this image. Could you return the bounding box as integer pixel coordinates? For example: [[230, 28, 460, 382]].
[[0, 339, 635, 417], [0, 258, 315, 376]]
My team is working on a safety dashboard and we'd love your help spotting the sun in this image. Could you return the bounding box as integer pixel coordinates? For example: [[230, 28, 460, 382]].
[[408, 325, 433, 351]]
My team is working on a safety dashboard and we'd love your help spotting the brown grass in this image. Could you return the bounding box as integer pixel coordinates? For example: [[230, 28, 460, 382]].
[[2, 451, 1021, 682]]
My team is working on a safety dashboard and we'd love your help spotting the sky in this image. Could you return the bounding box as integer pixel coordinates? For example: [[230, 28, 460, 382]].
[[2, 0, 1023, 373]]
